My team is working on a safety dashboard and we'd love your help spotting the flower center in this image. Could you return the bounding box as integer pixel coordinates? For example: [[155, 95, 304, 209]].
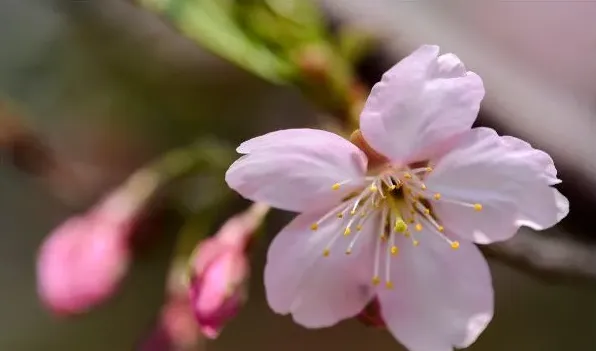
[[310, 164, 483, 289]]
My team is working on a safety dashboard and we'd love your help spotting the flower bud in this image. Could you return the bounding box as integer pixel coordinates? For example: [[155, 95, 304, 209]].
[[36, 214, 130, 315], [188, 203, 267, 338], [36, 171, 159, 315]]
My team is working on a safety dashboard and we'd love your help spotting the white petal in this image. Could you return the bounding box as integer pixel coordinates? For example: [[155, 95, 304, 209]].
[[264, 210, 376, 328], [359, 45, 484, 163], [427, 127, 567, 244], [226, 129, 367, 212], [378, 229, 493, 351]]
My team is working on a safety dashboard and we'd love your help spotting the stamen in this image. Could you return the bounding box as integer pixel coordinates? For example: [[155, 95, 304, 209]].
[[474, 203, 483, 211], [323, 248, 330, 257], [394, 218, 408, 233], [331, 179, 351, 190], [372, 208, 386, 286], [310, 223, 319, 231], [433, 193, 441, 200]]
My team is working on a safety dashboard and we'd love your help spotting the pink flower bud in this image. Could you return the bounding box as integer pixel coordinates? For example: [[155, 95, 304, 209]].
[[36, 214, 130, 315], [190, 244, 248, 338], [188, 204, 267, 338]]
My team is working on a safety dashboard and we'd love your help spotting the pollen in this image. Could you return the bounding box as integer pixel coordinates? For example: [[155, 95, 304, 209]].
[[394, 219, 408, 233], [372, 276, 381, 286], [433, 193, 441, 200], [332, 183, 341, 190], [390, 246, 399, 256], [415, 223, 423, 232], [451, 241, 460, 250], [344, 227, 351, 236], [474, 203, 483, 211], [323, 249, 330, 257], [385, 281, 394, 289], [310, 223, 318, 231]]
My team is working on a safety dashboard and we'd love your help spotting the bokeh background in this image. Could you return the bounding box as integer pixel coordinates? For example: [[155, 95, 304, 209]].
[[1, 0, 595, 350]]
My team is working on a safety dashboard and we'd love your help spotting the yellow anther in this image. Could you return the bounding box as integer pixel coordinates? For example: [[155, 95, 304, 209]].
[[380, 234, 388, 242], [425, 166, 433, 172], [394, 219, 408, 233], [345, 248, 352, 255], [385, 281, 394, 289], [437, 225, 445, 233], [350, 210, 356, 215], [408, 218, 415, 224], [451, 241, 460, 250], [415, 223, 423, 232], [474, 203, 483, 212], [423, 208, 431, 215], [370, 185, 378, 192], [344, 227, 351, 236], [404, 173, 412, 179], [372, 276, 381, 286], [433, 193, 441, 200], [337, 213, 344, 219], [323, 249, 330, 257], [420, 184, 427, 190], [413, 240, 420, 246], [310, 223, 319, 231], [390, 246, 399, 256], [389, 185, 397, 190], [356, 224, 363, 231], [404, 231, 411, 238], [332, 183, 341, 190]]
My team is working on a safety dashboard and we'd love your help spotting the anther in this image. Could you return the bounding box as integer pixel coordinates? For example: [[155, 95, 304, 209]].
[[385, 281, 394, 289], [323, 249, 330, 257], [372, 276, 381, 286], [437, 225, 445, 233], [344, 227, 351, 236], [412, 240, 420, 246], [425, 167, 433, 172], [345, 248, 352, 255], [433, 193, 441, 200], [337, 213, 344, 219], [404, 173, 412, 179], [394, 219, 408, 233], [420, 184, 427, 190], [474, 203, 483, 211], [415, 223, 423, 232], [332, 183, 341, 190], [356, 225, 363, 231], [390, 246, 399, 256], [423, 208, 430, 215], [310, 223, 318, 231], [451, 241, 460, 250], [370, 185, 378, 192]]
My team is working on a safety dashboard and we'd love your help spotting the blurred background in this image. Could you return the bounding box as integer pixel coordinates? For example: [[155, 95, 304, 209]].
[[1, 0, 595, 350]]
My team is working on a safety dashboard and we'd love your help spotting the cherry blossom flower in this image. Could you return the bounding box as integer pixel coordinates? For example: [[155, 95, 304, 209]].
[[225, 45, 569, 351]]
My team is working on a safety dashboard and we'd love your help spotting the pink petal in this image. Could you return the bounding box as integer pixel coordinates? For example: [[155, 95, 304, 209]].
[[426, 127, 568, 244], [378, 229, 493, 351], [359, 45, 485, 164], [500, 135, 561, 185], [264, 210, 376, 328], [226, 129, 368, 212]]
